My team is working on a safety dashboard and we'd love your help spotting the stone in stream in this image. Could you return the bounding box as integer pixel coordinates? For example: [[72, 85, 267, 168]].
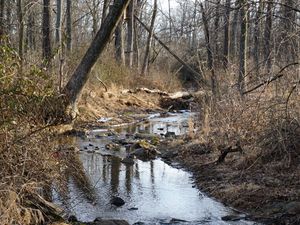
[[105, 143, 121, 151], [111, 196, 125, 207], [121, 157, 134, 165], [92, 219, 130, 225], [169, 218, 188, 223], [221, 215, 245, 221], [68, 215, 78, 222]]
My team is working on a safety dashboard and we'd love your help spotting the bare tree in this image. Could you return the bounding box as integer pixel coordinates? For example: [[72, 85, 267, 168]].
[[0, 0, 4, 38], [238, 0, 248, 94], [200, 3, 217, 96], [223, 0, 231, 69], [141, 0, 157, 75], [42, 0, 52, 65], [126, 0, 135, 68], [17, 0, 24, 61], [63, 0, 131, 109], [66, 0, 72, 52], [264, 1, 272, 72], [55, 0, 62, 45], [253, 0, 263, 76]]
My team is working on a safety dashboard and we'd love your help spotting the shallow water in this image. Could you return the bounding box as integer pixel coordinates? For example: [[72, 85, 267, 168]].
[[54, 112, 257, 225]]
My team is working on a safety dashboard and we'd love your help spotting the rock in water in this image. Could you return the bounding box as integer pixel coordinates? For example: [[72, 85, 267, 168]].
[[121, 157, 134, 165], [111, 196, 125, 207], [93, 219, 130, 225]]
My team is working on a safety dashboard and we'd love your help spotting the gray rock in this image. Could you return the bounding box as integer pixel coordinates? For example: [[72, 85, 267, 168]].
[[111, 196, 125, 207], [68, 215, 78, 222], [93, 219, 130, 225], [121, 157, 134, 165], [221, 215, 244, 221]]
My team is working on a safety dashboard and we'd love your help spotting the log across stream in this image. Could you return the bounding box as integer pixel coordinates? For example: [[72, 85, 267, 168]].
[[53, 112, 258, 225]]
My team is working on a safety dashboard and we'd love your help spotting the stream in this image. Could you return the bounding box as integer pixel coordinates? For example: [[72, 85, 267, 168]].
[[54, 111, 258, 225]]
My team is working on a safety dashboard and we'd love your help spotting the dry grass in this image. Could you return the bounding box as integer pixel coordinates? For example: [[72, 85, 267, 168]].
[[198, 68, 300, 168]]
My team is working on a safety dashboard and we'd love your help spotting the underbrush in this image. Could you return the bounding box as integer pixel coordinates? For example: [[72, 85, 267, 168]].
[[198, 69, 300, 169], [0, 42, 65, 225]]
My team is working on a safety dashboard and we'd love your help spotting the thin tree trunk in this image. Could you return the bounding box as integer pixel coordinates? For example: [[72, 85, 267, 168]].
[[101, 0, 109, 26], [238, 0, 247, 95], [200, 3, 217, 97], [114, 19, 125, 65], [42, 0, 52, 65], [141, 0, 157, 75], [230, 0, 240, 59], [63, 0, 131, 108], [17, 0, 24, 61], [135, 16, 208, 86], [264, 1, 272, 72], [55, 0, 62, 45], [213, 0, 221, 62], [223, 0, 231, 69], [0, 0, 4, 38], [253, 0, 263, 76], [66, 0, 72, 52], [25, 8, 35, 52], [126, 0, 134, 68]]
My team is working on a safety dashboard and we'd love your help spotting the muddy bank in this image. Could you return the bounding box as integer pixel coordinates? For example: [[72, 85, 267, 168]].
[[158, 140, 300, 225]]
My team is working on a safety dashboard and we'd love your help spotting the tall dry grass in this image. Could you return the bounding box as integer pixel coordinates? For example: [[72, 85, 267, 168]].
[[198, 65, 300, 168]]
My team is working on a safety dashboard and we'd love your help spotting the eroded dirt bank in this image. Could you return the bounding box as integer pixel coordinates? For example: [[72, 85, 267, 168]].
[[159, 139, 300, 225]]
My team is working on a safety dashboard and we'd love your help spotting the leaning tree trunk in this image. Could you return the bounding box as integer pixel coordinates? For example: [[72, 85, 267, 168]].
[[141, 0, 157, 75], [42, 0, 52, 66], [63, 0, 131, 109]]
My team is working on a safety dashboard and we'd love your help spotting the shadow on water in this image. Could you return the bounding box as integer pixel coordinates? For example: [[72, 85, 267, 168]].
[[53, 112, 258, 225]]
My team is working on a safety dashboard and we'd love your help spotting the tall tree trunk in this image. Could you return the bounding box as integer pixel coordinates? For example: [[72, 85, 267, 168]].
[[66, 0, 72, 52], [223, 0, 231, 69], [42, 0, 52, 65], [17, 0, 24, 61], [141, 0, 157, 75], [168, 0, 171, 42], [126, 0, 134, 68], [101, 0, 109, 26], [238, 0, 248, 94], [230, 0, 240, 59], [253, 0, 263, 76], [264, 1, 272, 72], [213, 0, 221, 62], [55, 0, 62, 45], [25, 8, 35, 51], [63, 0, 131, 109], [200, 3, 217, 97], [114, 19, 125, 64], [0, 0, 4, 39]]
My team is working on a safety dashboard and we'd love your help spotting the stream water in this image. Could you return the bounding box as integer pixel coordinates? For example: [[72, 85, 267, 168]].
[[54, 111, 258, 225]]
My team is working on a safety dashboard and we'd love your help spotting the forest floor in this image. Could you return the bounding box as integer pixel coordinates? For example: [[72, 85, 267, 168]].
[[58, 86, 300, 225]]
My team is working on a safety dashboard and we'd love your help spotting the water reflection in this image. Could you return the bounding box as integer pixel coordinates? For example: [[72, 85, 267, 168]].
[[54, 113, 255, 225]]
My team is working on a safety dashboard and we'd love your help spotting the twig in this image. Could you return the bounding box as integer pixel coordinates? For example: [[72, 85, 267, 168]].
[[243, 62, 299, 95]]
